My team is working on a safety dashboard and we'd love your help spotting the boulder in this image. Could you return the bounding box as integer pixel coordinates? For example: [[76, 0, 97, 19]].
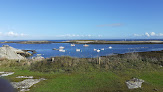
[[126, 78, 144, 89], [0, 72, 14, 77], [11, 78, 46, 91]]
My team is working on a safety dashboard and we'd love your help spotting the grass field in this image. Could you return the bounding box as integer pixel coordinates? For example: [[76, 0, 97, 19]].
[[1, 68, 163, 92], [0, 52, 163, 92]]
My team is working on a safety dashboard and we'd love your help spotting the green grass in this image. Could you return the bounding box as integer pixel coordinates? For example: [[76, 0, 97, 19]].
[[1, 67, 163, 92], [30, 71, 120, 92], [140, 71, 163, 86], [114, 69, 163, 92], [1, 52, 163, 92]]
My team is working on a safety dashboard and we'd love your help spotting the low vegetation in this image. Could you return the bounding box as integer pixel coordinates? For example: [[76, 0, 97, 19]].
[[0, 51, 163, 92]]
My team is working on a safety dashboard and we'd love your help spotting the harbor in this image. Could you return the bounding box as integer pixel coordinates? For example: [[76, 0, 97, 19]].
[[0, 40, 163, 58]]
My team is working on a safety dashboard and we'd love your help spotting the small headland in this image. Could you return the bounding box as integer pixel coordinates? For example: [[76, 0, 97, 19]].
[[0, 41, 52, 44], [1, 40, 163, 44], [66, 40, 163, 44]]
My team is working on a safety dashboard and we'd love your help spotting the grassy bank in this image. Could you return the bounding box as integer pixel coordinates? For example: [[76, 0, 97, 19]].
[[0, 51, 163, 92]]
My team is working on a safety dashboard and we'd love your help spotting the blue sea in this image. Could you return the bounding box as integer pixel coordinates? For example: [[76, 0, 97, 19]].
[[1, 39, 163, 58]]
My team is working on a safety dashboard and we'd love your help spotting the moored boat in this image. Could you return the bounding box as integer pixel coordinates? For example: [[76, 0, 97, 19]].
[[97, 49, 100, 52], [76, 49, 80, 52], [83, 44, 89, 47], [101, 48, 104, 50], [94, 49, 97, 51], [52, 48, 59, 50], [59, 46, 65, 49], [71, 44, 75, 46], [59, 49, 65, 52], [109, 46, 112, 49]]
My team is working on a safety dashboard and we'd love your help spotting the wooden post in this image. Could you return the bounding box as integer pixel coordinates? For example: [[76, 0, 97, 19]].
[[18, 59, 20, 63], [52, 58, 54, 62], [99, 57, 101, 65]]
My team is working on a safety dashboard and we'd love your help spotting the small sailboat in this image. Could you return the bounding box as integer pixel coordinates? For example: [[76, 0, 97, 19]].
[[59, 46, 65, 49], [71, 44, 75, 46], [94, 49, 97, 51], [101, 48, 104, 50], [109, 46, 112, 49], [52, 48, 59, 50], [83, 44, 89, 47], [59, 49, 65, 52], [76, 49, 80, 52], [53, 48, 57, 50], [97, 49, 100, 52]]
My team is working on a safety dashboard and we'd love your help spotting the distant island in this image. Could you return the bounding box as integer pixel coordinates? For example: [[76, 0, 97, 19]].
[[1, 40, 163, 44]]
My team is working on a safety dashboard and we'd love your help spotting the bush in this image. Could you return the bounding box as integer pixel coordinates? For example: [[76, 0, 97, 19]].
[[30, 56, 99, 73], [28, 53, 163, 73]]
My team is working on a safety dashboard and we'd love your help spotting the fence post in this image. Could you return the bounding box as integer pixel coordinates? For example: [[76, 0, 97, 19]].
[[99, 57, 101, 65], [52, 57, 54, 62]]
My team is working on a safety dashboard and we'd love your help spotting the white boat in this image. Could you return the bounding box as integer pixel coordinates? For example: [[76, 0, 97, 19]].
[[76, 49, 80, 52], [97, 49, 100, 52], [71, 44, 75, 46], [59, 46, 65, 49], [94, 49, 97, 51], [109, 46, 112, 49], [101, 48, 104, 50], [52, 48, 59, 50], [59, 49, 65, 52], [62, 50, 66, 52], [83, 44, 89, 47]]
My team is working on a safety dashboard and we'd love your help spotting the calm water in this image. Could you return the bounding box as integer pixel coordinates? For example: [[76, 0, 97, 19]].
[[1, 40, 163, 58]]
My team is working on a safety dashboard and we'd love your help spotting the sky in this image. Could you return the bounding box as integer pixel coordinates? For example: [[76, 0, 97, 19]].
[[0, 0, 163, 40]]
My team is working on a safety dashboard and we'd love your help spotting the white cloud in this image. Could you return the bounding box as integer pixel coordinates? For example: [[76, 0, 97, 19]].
[[159, 33, 163, 36], [0, 31, 27, 37], [98, 35, 103, 37], [56, 34, 102, 38], [20, 33, 26, 37], [6, 31, 19, 37], [150, 32, 156, 36], [145, 32, 150, 37], [133, 34, 142, 37], [134, 32, 163, 37], [0, 32, 2, 36], [87, 35, 92, 37]]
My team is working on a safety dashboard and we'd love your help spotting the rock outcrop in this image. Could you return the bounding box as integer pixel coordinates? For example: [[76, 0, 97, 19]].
[[0, 71, 46, 92], [126, 78, 144, 89], [0, 45, 31, 60], [16, 76, 33, 79], [0, 72, 14, 77], [11, 78, 46, 92]]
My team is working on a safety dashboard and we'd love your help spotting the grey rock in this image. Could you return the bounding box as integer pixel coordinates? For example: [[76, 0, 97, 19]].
[[16, 76, 33, 79], [126, 78, 144, 89], [0, 72, 14, 77], [11, 78, 46, 92]]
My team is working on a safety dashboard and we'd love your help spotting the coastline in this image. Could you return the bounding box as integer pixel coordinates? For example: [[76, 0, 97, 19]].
[[1, 44, 163, 92], [102, 50, 163, 59], [1, 40, 163, 44]]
